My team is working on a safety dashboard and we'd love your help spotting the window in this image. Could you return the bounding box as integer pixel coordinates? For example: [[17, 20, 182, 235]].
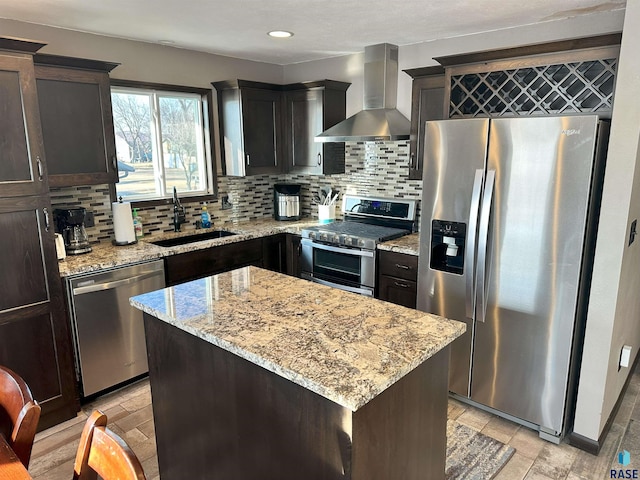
[[111, 82, 215, 202]]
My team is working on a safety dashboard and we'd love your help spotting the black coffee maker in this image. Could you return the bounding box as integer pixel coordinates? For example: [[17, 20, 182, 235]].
[[274, 184, 301, 221], [54, 207, 92, 255]]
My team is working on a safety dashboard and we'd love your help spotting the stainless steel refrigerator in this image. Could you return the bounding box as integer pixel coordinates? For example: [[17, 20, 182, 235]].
[[417, 115, 608, 442]]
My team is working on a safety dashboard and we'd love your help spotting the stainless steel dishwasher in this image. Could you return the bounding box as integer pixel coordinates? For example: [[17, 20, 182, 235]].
[[66, 259, 165, 397]]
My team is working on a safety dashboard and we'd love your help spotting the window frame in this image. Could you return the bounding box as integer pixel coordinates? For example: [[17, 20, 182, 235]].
[[109, 79, 218, 207]]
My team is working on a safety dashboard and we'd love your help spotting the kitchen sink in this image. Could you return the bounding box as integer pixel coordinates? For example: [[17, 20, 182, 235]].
[[149, 230, 237, 247]]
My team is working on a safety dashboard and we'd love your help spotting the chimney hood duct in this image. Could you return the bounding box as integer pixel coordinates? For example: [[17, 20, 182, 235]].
[[315, 43, 410, 142]]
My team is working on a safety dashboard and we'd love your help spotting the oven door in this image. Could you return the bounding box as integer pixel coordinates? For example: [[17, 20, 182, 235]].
[[300, 238, 375, 296]]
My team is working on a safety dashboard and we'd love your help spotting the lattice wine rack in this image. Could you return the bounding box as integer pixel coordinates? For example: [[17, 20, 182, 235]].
[[449, 57, 617, 118]]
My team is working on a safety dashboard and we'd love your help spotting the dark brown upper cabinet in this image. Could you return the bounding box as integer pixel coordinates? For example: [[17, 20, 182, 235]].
[[213, 80, 284, 176], [284, 81, 350, 175], [403, 66, 446, 181], [0, 44, 49, 197], [213, 79, 350, 176], [34, 54, 119, 187]]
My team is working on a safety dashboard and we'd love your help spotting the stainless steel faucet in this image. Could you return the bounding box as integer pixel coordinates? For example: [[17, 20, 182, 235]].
[[172, 187, 186, 231]]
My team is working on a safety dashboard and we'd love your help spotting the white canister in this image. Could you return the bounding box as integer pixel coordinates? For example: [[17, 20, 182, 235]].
[[318, 204, 336, 224], [112, 201, 136, 245]]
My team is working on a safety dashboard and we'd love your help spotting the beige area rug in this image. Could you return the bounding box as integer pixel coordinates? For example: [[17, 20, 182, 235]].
[[446, 420, 516, 479]]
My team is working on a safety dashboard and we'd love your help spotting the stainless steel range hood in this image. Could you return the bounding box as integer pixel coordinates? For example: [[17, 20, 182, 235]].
[[315, 43, 410, 142]]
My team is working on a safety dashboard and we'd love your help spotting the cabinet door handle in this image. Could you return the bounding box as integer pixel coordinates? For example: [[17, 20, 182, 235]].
[[317, 153, 322, 166], [246, 154, 251, 166], [43, 207, 50, 231], [394, 281, 410, 288], [112, 155, 117, 170], [410, 153, 415, 170], [36, 156, 44, 181], [395, 263, 411, 270]]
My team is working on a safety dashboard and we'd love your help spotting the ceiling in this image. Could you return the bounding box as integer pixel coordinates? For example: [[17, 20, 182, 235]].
[[0, 0, 626, 65]]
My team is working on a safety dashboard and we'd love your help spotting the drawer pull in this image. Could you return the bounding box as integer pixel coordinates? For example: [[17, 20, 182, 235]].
[[394, 281, 410, 288], [395, 264, 411, 270]]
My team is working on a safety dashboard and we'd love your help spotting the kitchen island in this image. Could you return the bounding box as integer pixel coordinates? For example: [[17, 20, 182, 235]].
[[130, 266, 465, 480]]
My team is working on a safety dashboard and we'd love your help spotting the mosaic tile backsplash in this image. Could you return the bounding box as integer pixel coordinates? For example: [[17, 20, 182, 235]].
[[50, 141, 424, 244]]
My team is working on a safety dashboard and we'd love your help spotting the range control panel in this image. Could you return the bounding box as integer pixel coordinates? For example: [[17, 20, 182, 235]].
[[343, 194, 417, 221]]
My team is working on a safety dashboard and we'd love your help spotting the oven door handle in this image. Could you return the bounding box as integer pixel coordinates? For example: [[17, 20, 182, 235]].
[[301, 273, 374, 296], [301, 238, 375, 258]]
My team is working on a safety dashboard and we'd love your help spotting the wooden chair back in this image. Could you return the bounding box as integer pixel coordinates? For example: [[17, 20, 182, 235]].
[[73, 410, 146, 480], [0, 365, 41, 468]]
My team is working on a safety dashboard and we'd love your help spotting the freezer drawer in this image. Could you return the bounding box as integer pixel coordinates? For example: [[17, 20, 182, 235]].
[[67, 260, 165, 397]]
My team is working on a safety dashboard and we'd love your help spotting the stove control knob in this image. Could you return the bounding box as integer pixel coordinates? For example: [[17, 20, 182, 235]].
[[308, 232, 315, 240], [358, 239, 366, 247], [320, 233, 328, 241]]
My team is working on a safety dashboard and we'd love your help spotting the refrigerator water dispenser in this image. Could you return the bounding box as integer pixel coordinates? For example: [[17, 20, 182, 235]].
[[430, 220, 466, 274]]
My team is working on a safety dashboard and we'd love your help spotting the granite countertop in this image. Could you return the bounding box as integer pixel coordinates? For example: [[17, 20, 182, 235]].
[[130, 266, 465, 411], [377, 232, 420, 256], [58, 218, 421, 277], [57, 218, 319, 277]]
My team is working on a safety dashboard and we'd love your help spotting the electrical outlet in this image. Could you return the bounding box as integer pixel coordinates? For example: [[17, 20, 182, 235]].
[[221, 195, 233, 210], [84, 210, 95, 227], [619, 345, 632, 371], [629, 219, 637, 246]]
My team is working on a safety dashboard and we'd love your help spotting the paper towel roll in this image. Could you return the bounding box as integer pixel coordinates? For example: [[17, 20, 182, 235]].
[[112, 201, 136, 245]]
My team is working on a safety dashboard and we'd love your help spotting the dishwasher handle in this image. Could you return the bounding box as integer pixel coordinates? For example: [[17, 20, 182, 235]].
[[72, 270, 164, 295]]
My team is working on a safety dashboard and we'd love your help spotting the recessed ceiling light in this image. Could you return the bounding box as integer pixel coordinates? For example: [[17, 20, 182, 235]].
[[268, 30, 294, 38]]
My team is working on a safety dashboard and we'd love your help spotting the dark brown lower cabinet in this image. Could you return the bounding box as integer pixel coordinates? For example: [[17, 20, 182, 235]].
[[165, 235, 303, 286], [0, 196, 79, 429], [377, 250, 419, 309], [262, 234, 287, 273], [377, 275, 418, 309], [285, 233, 301, 277], [144, 314, 449, 480], [164, 238, 264, 286]]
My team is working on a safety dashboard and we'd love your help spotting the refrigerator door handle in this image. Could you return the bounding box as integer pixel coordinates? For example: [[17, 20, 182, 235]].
[[476, 169, 496, 323], [466, 169, 484, 319]]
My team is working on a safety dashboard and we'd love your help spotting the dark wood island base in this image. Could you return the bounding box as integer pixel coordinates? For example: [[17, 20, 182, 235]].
[[144, 313, 450, 480]]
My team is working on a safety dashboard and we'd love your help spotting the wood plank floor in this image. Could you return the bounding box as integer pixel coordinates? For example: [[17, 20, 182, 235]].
[[28, 362, 640, 480]]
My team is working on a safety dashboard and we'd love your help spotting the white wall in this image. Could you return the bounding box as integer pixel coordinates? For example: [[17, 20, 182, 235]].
[[0, 19, 284, 86], [573, 0, 640, 442]]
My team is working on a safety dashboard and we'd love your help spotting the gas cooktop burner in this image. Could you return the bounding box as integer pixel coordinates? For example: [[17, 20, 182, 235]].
[[304, 223, 408, 249], [314, 221, 408, 237], [302, 194, 417, 250]]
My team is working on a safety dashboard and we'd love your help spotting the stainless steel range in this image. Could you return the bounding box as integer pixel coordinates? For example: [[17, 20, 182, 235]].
[[301, 194, 417, 296]]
